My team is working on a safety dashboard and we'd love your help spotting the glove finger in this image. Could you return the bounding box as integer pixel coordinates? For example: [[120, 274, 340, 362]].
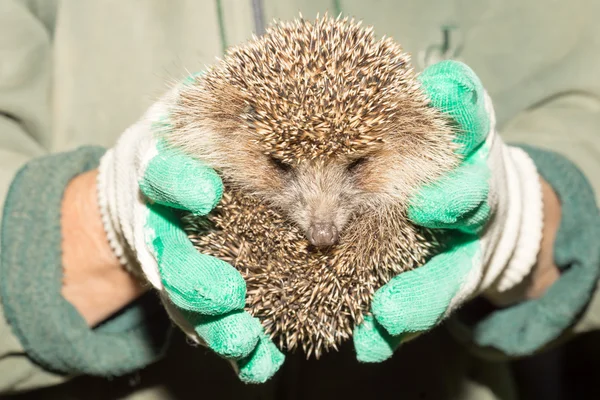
[[372, 234, 481, 336], [237, 333, 285, 384], [184, 310, 263, 359], [147, 203, 246, 315], [418, 60, 489, 156], [408, 145, 491, 233], [353, 315, 405, 363], [139, 138, 223, 216]]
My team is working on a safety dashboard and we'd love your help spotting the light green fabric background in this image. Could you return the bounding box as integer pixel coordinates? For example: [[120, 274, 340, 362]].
[[1, 0, 599, 398]]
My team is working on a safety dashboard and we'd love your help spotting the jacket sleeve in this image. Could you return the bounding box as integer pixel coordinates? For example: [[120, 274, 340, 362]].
[[0, 0, 67, 393], [448, 94, 600, 359], [0, 2, 172, 394], [502, 95, 600, 201]]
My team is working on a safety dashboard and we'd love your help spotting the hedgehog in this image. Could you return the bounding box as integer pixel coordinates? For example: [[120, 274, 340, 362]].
[[166, 15, 460, 358]]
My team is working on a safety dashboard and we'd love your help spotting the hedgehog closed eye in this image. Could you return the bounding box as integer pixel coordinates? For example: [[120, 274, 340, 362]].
[[269, 156, 293, 173], [347, 157, 368, 172]]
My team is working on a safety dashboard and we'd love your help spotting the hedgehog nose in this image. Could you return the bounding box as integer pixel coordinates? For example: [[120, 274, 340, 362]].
[[308, 223, 339, 247]]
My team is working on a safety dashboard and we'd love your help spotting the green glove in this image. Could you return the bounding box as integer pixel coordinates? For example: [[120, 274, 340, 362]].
[[354, 61, 544, 362], [97, 77, 284, 383]]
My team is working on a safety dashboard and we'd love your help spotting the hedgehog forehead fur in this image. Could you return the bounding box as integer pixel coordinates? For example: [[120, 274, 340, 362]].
[[169, 14, 456, 170], [211, 16, 420, 162]]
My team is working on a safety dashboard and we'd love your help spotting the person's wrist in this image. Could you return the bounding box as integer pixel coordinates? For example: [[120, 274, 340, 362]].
[[61, 169, 148, 327]]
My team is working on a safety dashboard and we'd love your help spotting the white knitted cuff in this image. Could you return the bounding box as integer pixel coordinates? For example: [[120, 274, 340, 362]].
[[97, 149, 129, 266], [476, 92, 543, 296], [495, 147, 544, 292]]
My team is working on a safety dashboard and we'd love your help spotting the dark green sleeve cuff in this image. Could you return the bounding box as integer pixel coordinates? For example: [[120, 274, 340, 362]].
[[449, 145, 600, 357], [0, 146, 172, 377]]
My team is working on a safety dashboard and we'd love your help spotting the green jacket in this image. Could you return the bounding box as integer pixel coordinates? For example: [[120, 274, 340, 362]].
[[1, 1, 599, 399]]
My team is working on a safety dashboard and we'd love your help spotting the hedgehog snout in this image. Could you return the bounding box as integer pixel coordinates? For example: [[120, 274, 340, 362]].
[[277, 161, 356, 248], [308, 222, 339, 248]]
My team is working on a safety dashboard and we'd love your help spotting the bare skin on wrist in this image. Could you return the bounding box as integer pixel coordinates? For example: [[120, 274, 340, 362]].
[[61, 169, 147, 327], [525, 176, 561, 298]]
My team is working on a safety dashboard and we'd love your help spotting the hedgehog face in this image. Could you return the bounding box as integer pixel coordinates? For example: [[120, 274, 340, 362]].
[[168, 15, 459, 248], [267, 157, 361, 247]]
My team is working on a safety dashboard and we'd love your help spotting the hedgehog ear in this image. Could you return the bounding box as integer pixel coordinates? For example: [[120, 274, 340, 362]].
[[418, 60, 489, 156]]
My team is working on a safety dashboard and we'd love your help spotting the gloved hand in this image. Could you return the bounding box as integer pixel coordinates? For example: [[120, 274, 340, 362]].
[[353, 60, 545, 362], [96, 76, 284, 383]]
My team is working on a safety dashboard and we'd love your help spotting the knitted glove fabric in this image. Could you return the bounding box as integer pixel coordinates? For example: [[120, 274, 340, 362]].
[[97, 77, 284, 383], [354, 61, 544, 362]]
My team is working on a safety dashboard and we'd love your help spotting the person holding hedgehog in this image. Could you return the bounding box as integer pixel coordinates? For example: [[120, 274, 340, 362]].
[[0, 2, 599, 400]]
